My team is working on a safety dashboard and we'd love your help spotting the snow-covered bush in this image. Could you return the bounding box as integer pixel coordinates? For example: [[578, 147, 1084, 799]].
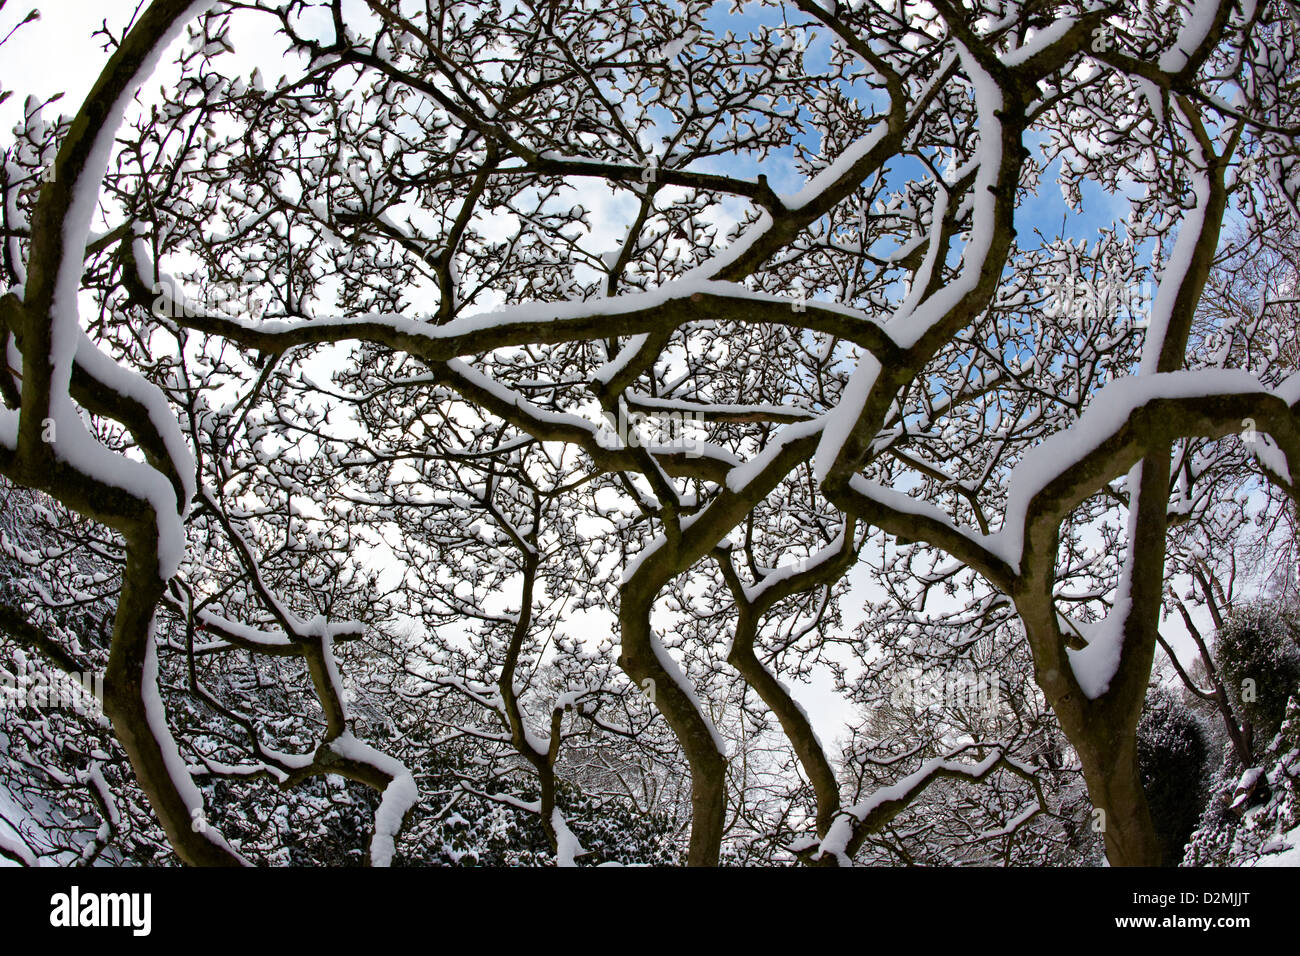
[[1215, 602, 1300, 744], [1185, 694, 1300, 866]]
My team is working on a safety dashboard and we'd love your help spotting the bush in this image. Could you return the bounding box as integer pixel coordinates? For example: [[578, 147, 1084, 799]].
[[1184, 694, 1300, 866], [1137, 688, 1209, 866], [1215, 602, 1300, 744]]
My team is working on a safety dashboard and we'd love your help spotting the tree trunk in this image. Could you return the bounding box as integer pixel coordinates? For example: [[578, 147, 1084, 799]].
[[1076, 733, 1163, 866], [618, 597, 727, 866]]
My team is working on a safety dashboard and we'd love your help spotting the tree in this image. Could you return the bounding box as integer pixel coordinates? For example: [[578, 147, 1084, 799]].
[[1, 0, 1299, 867], [1215, 601, 1300, 746], [839, 620, 1101, 865]]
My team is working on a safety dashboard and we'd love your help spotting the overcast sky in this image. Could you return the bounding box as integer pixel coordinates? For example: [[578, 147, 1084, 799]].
[[2, 2, 153, 127]]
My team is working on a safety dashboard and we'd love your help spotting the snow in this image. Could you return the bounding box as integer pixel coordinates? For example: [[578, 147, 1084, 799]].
[[1134, 77, 1167, 124], [621, 532, 669, 584], [1236, 766, 1264, 792], [1158, 0, 1223, 73], [328, 731, 418, 867], [446, 358, 608, 436], [977, 803, 1041, 840], [49, 407, 190, 576], [0, 784, 36, 865], [551, 808, 586, 866], [0, 409, 18, 451], [680, 212, 774, 282], [728, 416, 825, 493], [628, 394, 812, 420], [661, 29, 699, 65], [196, 609, 295, 648], [745, 523, 850, 603], [141, 623, 248, 863], [1001, 17, 1079, 67], [38, 3, 212, 580], [1252, 824, 1300, 867], [813, 354, 881, 483], [130, 271, 880, 373], [1252, 435, 1290, 483], [1064, 597, 1129, 699], [1141, 159, 1211, 373], [848, 473, 991, 553], [73, 330, 196, 507], [1046, 362, 1265, 700], [886, 45, 1004, 349], [890, 187, 951, 325], [994, 369, 1269, 570], [593, 333, 652, 386], [813, 750, 1007, 865], [319, 632, 347, 720], [651, 637, 728, 755], [1276, 370, 1300, 408], [779, 125, 891, 211], [552, 688, 589, 712]]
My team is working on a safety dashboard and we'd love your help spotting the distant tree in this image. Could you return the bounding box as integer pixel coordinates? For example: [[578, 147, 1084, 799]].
[[1215, 601, 1300, 745]]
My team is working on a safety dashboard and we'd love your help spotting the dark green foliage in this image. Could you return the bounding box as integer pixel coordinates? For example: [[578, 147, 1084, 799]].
[[1137, 689, 1209, 866], [1215, 602, 1300, 743], [399, 779, 681, 866]]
